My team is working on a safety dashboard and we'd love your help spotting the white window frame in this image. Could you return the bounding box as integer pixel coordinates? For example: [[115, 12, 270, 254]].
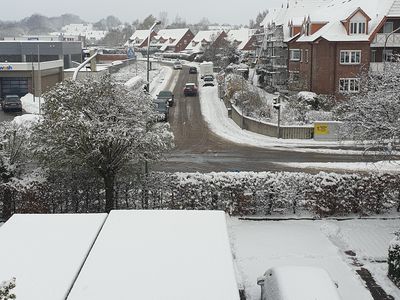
[[339, 78, 360, 93], [290, 49, 301, 61], [305, 49, 309, 63], [340, 50, 361, 64], [350, 22, 366, 34]]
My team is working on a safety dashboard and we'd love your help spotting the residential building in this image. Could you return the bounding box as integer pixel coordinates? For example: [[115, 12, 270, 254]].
[[151, 28, 194, 52], [0, 41, 82, 97], [61, 23, 107, 45], [257, 0, 331, 90], [184, 30, 227, 54], [227, 28, 258, 51], [125, 29, 157, 49], [287, 0, 400, 96]]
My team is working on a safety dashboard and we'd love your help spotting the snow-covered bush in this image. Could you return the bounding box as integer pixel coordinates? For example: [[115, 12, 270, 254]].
[[0, 278, 16, 300], [282, 92, 336, 125], [4, 171, 399, 218], [388, 231, 400, 288], [337, 62, 400, 153]]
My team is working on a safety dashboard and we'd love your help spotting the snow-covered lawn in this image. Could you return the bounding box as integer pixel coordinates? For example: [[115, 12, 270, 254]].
[[228, 218, 400, 300], [198, 84, 360, 154]]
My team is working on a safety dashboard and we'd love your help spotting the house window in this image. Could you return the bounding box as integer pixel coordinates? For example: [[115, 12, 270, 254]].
[[339, 78, 360, 93], [290, 49, 301, 61], [383, 22, 394, 33], [305, 49, 309, 63], [340, 50, 361, 64], [350, 22, 366, 34], [371, 50, 376, 63]]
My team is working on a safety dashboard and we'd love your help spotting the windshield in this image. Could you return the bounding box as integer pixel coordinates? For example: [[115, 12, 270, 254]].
[[158, 91, 172, 97], [5, 97, 20, 102], [204, 77, 213, 81]]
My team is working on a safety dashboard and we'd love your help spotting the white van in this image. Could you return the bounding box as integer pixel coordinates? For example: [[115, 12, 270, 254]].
[[257, 266, 341, 300]]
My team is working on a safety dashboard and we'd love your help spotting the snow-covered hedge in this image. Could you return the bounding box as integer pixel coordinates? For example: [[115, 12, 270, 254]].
[[388, 232, 400, 288], [2, 171, 399, 218]]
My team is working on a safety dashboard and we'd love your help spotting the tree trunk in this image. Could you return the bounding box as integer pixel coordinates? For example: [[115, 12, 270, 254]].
[[104, 175, 115, 213], [2, 187, 13, 220]]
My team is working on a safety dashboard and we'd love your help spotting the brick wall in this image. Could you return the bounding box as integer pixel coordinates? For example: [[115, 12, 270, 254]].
[[288, 39, 370, 95]]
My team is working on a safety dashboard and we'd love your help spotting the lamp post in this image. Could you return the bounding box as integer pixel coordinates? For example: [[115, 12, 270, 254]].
[[146, 21, 161, 93], [383, 26, 400, 71]]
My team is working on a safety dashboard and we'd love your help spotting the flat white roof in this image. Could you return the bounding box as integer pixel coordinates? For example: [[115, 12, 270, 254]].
[[67, 210, 240, 300], [0, 214, 107, 300]]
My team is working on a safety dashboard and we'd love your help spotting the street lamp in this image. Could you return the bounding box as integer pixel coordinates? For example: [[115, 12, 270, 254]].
[[146, 21, 162, 93], [383, 26, 400, 71]]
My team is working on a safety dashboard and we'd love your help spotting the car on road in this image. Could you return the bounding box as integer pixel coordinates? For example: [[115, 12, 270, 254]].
[[157, 90, 174, 107], [183, 83, 198, 96], [173, 61, 183, 70], [202, 75, 215, 87], [153, 98, 169, 121], [257, 266, 341, 300], [1, 95, 22, 112], [189, 66, 197, 74]]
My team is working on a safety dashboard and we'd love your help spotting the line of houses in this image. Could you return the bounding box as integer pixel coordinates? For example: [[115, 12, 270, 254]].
[[256, 0, 400, 96], [125, 27, 258, 56]]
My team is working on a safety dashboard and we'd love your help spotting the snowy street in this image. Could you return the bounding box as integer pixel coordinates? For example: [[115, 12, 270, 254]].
[[228, 218, 400, 300]]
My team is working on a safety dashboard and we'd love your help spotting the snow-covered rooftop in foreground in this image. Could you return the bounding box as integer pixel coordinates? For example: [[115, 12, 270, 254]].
[[67, 210, 240, 300], [0, 214, 107, 300]]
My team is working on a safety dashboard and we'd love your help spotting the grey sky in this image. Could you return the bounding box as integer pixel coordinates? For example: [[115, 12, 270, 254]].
[[4, 0, 284, 25]]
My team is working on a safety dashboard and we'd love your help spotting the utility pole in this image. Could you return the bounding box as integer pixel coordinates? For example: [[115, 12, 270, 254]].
[[31, 52, 35, 100]]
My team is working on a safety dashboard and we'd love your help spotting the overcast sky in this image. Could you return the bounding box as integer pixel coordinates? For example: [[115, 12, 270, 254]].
[[4, 0, 284, 25]]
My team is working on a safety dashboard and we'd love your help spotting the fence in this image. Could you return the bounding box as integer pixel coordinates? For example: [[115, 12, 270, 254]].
[[230, 104, 314, 139]]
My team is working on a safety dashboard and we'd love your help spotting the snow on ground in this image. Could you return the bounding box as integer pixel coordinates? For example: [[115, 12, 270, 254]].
[[280, 161, 400, 173], [322, 219, 400, 299], [228, 218, 399, 300], [198, 83, 361, 154], [0, 213, 107, 300], [20, 93, 44, 114], [67, 210, 239, 300]]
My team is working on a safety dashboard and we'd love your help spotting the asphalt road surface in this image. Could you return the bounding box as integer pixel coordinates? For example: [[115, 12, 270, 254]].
[[152, 66, 373, 173], [0, 108, 23, 123]]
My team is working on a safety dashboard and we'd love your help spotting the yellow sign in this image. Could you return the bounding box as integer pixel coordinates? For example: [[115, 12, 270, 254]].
[[315, 123, 329, 135]]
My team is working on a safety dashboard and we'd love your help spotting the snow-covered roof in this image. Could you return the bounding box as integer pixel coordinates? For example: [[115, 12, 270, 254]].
[[227, 28, 257, 50], [67, 210, 240, 300], [263, 0, 398, 43], [185, 30, 222, 52], [154, 28, 190, 47], [129, 29, 152, 41], [297, 0, 395, 42], [0, 214, 107, 300]]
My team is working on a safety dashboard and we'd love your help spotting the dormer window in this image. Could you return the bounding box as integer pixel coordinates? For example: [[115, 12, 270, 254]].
[[350, 22, 366, 34]]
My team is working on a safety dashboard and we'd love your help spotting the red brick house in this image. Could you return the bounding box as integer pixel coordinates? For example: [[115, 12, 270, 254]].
[[227, 28, 258, 51], [125, 30, 157, 48], [184, 30, 227, 54], [152, 28, 194, 53], [287, 0, 400, 96]]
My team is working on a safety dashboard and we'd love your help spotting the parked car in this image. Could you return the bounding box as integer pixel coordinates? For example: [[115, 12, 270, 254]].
[[257, 266, 341, 300], [153, 99, 169, 121], [1, 95, 22, 112], [157, 90, 174, 107], [183, 83, 198, 96], [202, 75, 215, 87], [189, 66, 197, 74], [173, 61, 183, 70]]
